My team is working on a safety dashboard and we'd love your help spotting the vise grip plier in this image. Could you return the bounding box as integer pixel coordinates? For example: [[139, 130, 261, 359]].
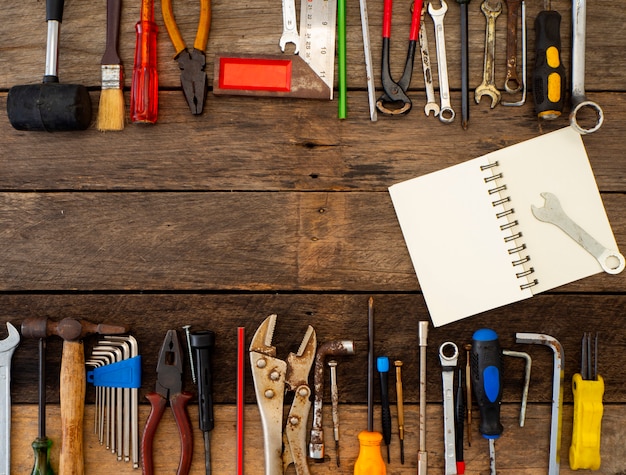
[[250, 314, 317, 475]]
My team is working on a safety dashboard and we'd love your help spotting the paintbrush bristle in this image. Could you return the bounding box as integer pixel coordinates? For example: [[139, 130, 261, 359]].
[[97, 87, 125, 132]]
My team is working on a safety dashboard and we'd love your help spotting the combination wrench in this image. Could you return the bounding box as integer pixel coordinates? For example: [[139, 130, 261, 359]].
[[570, 0, 603, 134], [419, 5, 439, 117], [531, 192, 625, 274], [439, 341, 458, 475], [0, 323, 20, 475], [428, 1, 455, 123], [475, 0, 502, 108], [280, 0, 300, 53], [503, 0, 522, 93]]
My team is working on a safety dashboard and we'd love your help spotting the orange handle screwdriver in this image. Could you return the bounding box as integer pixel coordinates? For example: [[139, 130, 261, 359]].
[[130, 0, 158, 123]]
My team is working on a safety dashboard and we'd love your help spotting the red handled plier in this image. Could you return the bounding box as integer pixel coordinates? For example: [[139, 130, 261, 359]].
[[377, 0, 424, 115], [141, 330, 193, 475]]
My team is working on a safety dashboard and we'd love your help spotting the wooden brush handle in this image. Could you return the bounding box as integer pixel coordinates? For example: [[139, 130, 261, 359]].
[[102, 0, 122, 65], [59, 340, 86, 475]]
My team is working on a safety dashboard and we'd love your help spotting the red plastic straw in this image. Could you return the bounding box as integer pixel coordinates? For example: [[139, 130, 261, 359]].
[[237, 327, 245, 474]]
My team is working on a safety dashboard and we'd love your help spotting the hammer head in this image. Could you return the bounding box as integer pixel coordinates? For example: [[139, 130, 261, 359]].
[[7, 82, 92, 132], [21, 316, 129, 342]]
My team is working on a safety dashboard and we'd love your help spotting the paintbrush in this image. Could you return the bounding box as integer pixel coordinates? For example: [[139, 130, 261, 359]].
[[97, 0, 125, 131]]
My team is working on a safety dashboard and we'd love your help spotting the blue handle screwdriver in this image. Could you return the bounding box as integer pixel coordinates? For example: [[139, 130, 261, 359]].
[[471, 328, 503, 475]]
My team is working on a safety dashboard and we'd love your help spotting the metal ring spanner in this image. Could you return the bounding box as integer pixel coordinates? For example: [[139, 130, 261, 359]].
[[419, 5, 439, 117], [570, 0, 603, 135], [280, 0, 300, 54], [439, 341, 458, 475], [475, 0, 502, 108], [428, 1, 455, 123], [531, 192, 625, 274], [0, 323, 20, 475]]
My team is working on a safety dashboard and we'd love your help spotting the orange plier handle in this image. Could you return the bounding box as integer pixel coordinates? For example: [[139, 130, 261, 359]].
[[161, 0, 211, 57]]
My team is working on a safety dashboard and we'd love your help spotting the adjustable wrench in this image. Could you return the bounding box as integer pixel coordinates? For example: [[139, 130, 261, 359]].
[[439, 342, 458, 475], [428, 1, 455, 123], [475, 0, 502, 108], [419, 5, 439, 117], [0, 323, 20, 475], [531, 192, 625, 275], [280, 0, 300, 53], [570, 0, 603, 134]]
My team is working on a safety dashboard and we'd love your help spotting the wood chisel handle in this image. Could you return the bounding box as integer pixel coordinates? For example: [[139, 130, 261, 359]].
[[59, 340, 86, 475]]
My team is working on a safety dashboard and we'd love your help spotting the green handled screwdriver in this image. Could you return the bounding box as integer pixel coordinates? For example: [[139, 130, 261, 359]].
[[32, 338, 54, 475], [471, 328, 503, 475]]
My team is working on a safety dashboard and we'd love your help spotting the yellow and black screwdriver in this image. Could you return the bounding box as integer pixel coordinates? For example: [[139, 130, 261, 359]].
[[533, 0, 566, 119]]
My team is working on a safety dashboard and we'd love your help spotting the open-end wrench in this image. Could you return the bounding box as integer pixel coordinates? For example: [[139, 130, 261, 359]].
[[0, 322, 20, 475], [503, 0, 522, 93], [570, 0, 603, 134], [439, 342, 459, 475], [280, 0, 300, 54], [419, 5, 439, 117], [475, 0, 502, 108], [531, 192, 625, 274], [428, 1, 455, 123]]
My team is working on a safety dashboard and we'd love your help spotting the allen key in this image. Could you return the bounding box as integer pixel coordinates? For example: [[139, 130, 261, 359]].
[[502, 349, 532, 426]]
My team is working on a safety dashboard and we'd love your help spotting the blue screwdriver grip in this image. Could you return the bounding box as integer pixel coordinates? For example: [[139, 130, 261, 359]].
[[471, 329, 503, 439]]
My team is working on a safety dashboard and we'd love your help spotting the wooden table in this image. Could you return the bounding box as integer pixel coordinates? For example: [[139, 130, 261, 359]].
[[1, 0, 625, 473]]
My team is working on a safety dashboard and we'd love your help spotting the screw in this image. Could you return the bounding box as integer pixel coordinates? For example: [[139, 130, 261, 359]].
[[182, 325, 197, 384]]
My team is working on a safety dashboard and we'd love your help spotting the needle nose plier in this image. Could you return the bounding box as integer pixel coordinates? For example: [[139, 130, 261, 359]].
[[377, 0, 424, 115], [162, 0, 211, 114], [141, 330, 193, 475]]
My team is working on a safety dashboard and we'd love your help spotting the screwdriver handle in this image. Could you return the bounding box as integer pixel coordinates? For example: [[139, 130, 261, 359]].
[[471, 328, 503, 439], [130, 0, 158, 124], [569, 373, 603, 470], [354, 431, 386, 475], [31, 438, 54, 475], [533, 10, 566, 119], [190, 330, 216, 433], [377, 357, 392, 449]]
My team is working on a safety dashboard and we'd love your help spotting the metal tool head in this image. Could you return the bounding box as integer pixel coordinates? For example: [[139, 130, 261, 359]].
[[285, 326, 316, 390], [177, 48, 208, 115], [155, 330, 184, 398], [249, 314, 277, 357], [530, 192, 562, 222], [439, 341, 459, 367], [0, 322, 20, 357]]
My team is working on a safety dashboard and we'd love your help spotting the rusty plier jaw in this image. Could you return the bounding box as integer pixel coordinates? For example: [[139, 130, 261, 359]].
[[176, 48, 208, 115]]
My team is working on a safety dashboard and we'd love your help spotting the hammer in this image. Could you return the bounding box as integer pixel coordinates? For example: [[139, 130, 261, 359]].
[[21, 317, 129, 475], [6, 0, 92, 131]]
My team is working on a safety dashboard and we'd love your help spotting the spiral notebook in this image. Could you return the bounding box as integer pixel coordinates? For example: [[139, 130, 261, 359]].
[[389, 127, 622, 327]]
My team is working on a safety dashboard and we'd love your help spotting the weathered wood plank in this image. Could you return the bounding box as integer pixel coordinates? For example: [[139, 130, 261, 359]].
[[4, 293, 626, 405], [1, 91, 623, 191], [0, 192, 624, 292], [9, 404, 626, 474], [0, 0, 620, 91]]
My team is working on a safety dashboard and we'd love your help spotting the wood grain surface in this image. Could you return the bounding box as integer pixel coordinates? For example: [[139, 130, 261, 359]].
[[1, 0, 625, 473]]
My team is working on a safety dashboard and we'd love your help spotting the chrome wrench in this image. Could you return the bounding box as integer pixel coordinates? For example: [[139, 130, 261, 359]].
[[280, 0, 300, 53], [428, 1, 455, 123], [475, 0, 502, 108], [439, 341, 458, 475], [0, 323, 20, 475], [419, 5, 439, 117], [570, 0, 603, 134], [531, 192, 625, 274]]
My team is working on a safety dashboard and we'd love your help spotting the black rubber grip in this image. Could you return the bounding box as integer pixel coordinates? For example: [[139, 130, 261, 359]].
[[379, 370, 392, 446], [47, 0, 65, 22], [471, 329, 503, 439], [533, 10, 566, 119]]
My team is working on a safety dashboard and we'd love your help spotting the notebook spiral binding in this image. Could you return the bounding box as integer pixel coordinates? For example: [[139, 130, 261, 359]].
[[481, 161, 539, 290]]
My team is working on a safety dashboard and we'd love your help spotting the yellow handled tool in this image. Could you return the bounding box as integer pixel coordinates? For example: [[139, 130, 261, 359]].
[[570, 332, 603, 471]]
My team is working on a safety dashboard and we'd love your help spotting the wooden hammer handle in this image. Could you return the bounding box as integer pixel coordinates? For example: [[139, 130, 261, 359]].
[[59, 340, 86, 475]]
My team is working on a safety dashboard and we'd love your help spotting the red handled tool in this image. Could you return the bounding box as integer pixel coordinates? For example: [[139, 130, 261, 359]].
[[141, 330, 193, 475], [130, 0, 159, 123]]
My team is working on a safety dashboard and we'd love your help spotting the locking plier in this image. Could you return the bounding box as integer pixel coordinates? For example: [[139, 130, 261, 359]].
[[249, 314, 317, 475]]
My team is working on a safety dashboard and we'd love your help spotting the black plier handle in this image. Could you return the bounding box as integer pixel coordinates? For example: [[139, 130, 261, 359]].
[[377, 0, 424, 115]]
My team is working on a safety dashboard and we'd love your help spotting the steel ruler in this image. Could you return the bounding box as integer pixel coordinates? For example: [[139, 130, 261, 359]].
[[299, 0, 337, 99]]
